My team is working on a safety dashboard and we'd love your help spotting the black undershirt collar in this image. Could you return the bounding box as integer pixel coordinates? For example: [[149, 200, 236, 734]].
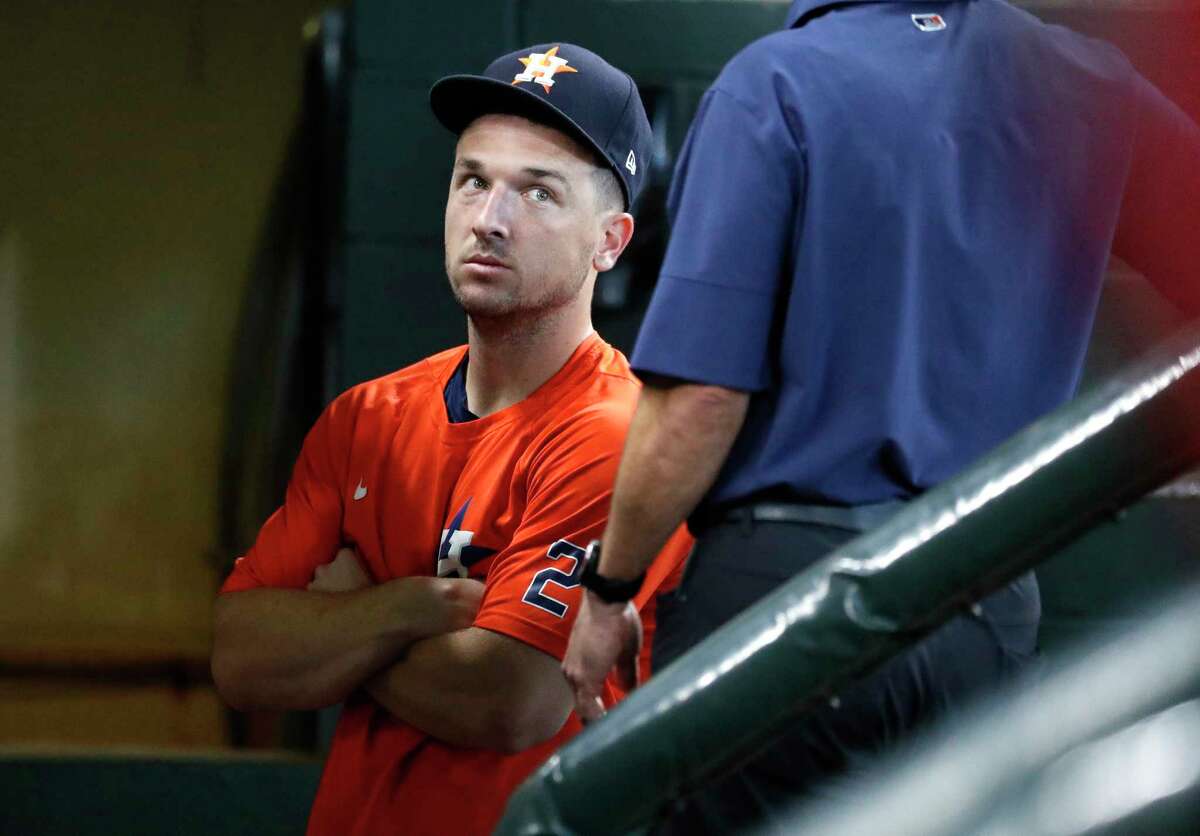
[[444, 354, 479, 423]]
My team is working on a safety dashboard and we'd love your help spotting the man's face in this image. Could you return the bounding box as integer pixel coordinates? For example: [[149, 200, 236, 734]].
[[444, 113, 613, 322]]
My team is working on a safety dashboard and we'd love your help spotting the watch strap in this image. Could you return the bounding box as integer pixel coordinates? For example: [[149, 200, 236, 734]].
[[580, 539, 645, 604]]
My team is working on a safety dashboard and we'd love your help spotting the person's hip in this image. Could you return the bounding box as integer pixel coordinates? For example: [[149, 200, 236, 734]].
[[672, 499, 1039, 633]]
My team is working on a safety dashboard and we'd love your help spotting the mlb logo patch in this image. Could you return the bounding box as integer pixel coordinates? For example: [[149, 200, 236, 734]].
[[912, 13, 947, 32]]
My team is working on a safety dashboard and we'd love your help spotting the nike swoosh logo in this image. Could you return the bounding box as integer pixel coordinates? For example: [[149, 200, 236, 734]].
[[353, 480, 367, 501]]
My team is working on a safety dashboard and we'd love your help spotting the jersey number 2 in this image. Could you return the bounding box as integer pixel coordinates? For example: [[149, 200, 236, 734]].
[[522, 539, 586, 618]]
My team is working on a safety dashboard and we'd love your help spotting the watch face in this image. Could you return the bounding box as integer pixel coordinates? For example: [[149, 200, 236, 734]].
[[581, 540, 602, 588]]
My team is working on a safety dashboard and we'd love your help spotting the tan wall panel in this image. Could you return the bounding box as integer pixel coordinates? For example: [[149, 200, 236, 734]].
[[0, 0, 324, 669], [0, 232, 20, 547], [0, 680, 226, 747]]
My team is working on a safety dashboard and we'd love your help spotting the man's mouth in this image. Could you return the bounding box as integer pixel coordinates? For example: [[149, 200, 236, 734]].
[[465, 254, 509, 268]]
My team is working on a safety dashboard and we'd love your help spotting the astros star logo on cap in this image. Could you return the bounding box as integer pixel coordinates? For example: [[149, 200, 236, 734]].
[[512, 46, 578, 94]]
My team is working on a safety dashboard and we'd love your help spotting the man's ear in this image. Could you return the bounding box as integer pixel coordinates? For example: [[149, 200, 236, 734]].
[[594, 212, 635, 273]]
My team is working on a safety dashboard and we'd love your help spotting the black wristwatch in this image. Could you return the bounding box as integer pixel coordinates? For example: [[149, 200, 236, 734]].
[[580, 540, 645, 604]]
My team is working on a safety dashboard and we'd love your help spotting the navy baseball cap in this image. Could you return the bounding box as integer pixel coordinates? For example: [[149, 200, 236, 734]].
[[430, 43, 652, 211]]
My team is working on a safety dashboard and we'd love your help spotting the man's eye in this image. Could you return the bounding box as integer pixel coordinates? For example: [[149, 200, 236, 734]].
[[529, 187, 551, 203], [469, 176, 487, 190]]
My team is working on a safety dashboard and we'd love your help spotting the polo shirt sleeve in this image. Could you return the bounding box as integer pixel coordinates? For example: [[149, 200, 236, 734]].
[[1113, 74, 1200, 316], [631, 85, 804, 391], [219, 396, 349, 593]]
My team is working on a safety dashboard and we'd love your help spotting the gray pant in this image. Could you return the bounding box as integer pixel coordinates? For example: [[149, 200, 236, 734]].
[[652, 510, 1040, 834]]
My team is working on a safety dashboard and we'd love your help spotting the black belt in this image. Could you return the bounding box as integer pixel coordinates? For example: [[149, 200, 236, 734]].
[[696, 501, 905, 534]]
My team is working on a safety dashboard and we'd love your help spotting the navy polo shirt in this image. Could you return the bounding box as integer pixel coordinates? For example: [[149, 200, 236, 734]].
[[631, 0, 1200, 508]]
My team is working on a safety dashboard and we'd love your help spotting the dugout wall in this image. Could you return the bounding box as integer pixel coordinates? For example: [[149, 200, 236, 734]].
[[322, 0, 1200, 674]]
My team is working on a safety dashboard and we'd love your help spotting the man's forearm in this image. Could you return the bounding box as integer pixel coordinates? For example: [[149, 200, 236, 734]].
[[600, 381, 749, 580], [365, 627, 572, 753], [211, 578, 475, 711]]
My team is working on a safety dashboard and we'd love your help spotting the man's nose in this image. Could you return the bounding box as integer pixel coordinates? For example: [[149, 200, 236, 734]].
[[472, 188, 511, 241]]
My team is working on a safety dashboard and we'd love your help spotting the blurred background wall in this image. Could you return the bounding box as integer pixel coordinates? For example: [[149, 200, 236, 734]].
[[0, 0, 324, 747], [0, 0, 1197, 760]]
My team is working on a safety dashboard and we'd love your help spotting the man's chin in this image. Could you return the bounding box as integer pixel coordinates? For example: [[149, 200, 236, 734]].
[[462, 302, 520, 322], [450, 285, 519, 321]]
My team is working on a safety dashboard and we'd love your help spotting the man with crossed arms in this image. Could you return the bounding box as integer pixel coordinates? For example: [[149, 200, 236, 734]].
[[212, 43, 687, 836]]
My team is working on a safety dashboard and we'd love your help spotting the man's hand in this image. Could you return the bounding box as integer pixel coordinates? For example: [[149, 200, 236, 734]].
[[215, 552, 487, 712], [562, 591, 643, 723], [308, 547, 372, 593], [405, 576, 487, 635], [306, 548, 485, 634]]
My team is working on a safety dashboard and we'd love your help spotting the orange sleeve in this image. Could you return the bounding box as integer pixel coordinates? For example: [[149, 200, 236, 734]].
[[633, 526, 692, 684], [474, 405, 691, 663], [219, 394, 350, 593]]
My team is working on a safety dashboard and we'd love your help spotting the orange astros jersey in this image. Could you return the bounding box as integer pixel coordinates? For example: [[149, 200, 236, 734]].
[[221, 333, 691, 836]]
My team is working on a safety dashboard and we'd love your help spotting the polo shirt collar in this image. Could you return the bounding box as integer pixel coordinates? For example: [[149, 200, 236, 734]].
[[785, 0, 911, 28]]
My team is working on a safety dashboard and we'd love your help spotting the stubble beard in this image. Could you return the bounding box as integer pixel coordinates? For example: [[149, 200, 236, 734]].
[[446, 245, 593, 328]]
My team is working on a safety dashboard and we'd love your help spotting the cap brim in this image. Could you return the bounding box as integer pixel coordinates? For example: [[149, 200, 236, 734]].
[[429, 74, 629, 208]]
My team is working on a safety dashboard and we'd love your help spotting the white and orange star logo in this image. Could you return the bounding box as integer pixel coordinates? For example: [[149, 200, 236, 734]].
[[512, 46, 578, 94]]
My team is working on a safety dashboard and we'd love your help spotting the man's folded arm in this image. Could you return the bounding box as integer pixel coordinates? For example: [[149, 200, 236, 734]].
[[366, 406, 640, 752], [366, 627, 572, 753], [211, 578, 481, 711]]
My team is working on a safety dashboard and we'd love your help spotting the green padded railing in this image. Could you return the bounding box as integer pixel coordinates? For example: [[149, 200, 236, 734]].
[[785, 582, 1200, 836], [496, 321, 1200, 836]]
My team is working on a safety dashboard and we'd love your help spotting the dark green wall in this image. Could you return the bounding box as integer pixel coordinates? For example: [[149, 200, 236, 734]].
[[2, 755, 321, 836]]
